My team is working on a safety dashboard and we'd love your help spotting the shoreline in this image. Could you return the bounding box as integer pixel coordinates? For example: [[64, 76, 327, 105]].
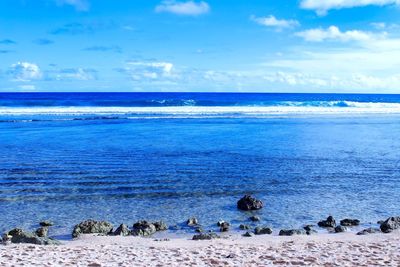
[[1, 232, 399, 266]]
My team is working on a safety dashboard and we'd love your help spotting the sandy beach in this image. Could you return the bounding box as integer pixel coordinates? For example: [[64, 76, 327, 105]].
[[1, 231, 399, 266]]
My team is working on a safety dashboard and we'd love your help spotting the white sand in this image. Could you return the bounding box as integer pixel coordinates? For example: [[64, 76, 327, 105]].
[[0, 232, 399, 266]]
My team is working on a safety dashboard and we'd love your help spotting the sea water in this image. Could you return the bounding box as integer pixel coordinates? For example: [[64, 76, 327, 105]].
[[0, 93, 400, 238]]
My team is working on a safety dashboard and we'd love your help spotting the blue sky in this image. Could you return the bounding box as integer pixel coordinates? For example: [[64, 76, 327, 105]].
[[1, 0, 400, 92]]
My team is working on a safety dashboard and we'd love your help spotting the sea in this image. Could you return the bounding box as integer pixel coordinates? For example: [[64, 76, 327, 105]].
[[0, 92, 400, 239]]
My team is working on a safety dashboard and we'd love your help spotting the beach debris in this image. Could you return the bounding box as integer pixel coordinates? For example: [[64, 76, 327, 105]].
[[237, 195, 263, 211], [131, 221, 157, 237], [242, 231, 254, 237], [334, 225, 347, 233], [249, 216, 261, 222], [72, 219, 113, 238], [356, 228, 381, 235], [380, 216, 400, 233], [5, 228, 61, 245], [279, 229, 307, 236], [254, 226, 272, 235], [153, 221, 168, 231], [218, 221, 230, 232], [340, 219, 360, 226], [187, 217, 199, 226], [39, 220, 54, 227], [192, 232, 219, 240], [113, 224, 130, 236], [35, 227, 48, 237], [318, 216, 336, 228], [239, 224, 251, 230]]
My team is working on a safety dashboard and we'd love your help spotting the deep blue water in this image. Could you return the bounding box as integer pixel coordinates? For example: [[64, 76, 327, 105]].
[[0, 93, 400, 238]]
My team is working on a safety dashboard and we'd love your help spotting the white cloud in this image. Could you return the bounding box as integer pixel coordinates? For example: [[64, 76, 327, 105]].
[[49, 68, 97, 81], [56, 0, 90, 11], [155, 1, 210, 16], [295, 26, 381, 42], [251, 15, 300, 30], [119, 61, 176, 81], [300, 0, 400, 15], [9, 62, 42, 82], [18, 84, 36, 91]]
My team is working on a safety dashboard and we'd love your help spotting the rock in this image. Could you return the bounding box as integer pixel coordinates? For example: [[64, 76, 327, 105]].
[[7, 228, 61, 245], [279, 229, 307, 236], [340, 219, 360, 226], [306, 229, 318, 235], [113, 224, 130, 236], [153, 221, 168, 231], [192, 232, 219, 240], [131, 221, 157, 237], [334, 225, 347, 233], [219, 222, 230, 232], [357, 228, 381, 235], [254, 226, 272, 235], [377, 220, 384, 225], [239, 224, 251, 230], [303, 225, 317, 235], [35, 227, 48, 237], [380, 217, 400, 233], [39, 220, 54, 227], [72, 220, 113, 238], [318, 216, 336, 228], [187, 217, 199, 226], [237, 195, 263, 211], [1, 233, 12, 244], [243, 231, 254, 237], [249, 216, 261, 222], [195, 227, 203, 233]]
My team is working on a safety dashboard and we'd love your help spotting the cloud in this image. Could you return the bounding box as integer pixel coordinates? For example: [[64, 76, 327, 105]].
[[0, 39, 16, 45], [300, 0, 400, 15], [50, 22, 114, 35], [8, 62, 42, 82], [55, 0, 90, 11], [155, 1, 210, 16], [83, 45, 122, 53], [46, 68, 98, 81], [295, 26, 380, 42], [118, 61, 175, 81], [33, 39, 54, 45], [18, 84, 36, 91], [251, 15, 300, 30]]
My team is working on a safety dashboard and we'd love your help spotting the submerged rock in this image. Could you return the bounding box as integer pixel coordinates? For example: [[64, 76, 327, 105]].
[[7, 228, 61, 245], [113, 224, 130, 236], [318, 216, 336, 228], [192, 232, 219, 240], [380, 217, 400, 233], [254, 226, 272, 235], [131, 221, 157, 237], [340, 219, 360, 226], [72, 220, 113, 238], [187, 217, 199, 226], [334, 225, 347, 233], [249, 216, 261, 222], [237, 195, 263, 211], [239, 224, 251, 230], [357, 228, 381, 235], [279, 229, 307, 236], [35, 227, 48, 237], [39, 220, 54, 227]]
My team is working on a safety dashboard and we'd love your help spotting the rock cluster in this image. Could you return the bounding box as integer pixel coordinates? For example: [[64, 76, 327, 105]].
[[380, 217, 400, 233], [3, 228, 60, 245], [318, 216, 336, 228], [237, 195, 263, 211]]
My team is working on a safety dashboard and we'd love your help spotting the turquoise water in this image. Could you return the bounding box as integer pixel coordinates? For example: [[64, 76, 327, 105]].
[[0, 93, 400, 238]]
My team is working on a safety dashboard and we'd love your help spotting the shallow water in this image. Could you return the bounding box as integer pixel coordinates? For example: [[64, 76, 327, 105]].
[[0, 93, 399, 238]]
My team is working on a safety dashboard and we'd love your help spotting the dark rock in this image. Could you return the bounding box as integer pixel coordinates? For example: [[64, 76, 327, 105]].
[[334, 225, 347, 233], [279, 229, 307, 236], [131, 221, 157, 237], [7, 228, 61, 245], [303, 225, 314, 232], [357, 228, 381, 235], [340, 219, 360, 226], [72, 220, 113, 238], [195, 227, 203, 233], [318, 216, 336, 228], [39, 220, 54, 227], [113, 224, 130, 236], [239, 224, 251, 230], [192, 232, 219, 240], [187, 217, 199, 226], [219, 222, 230, 232], [377, 220, 384, 225], [249, 216, 261, 222], [306, 229, 318, 235], [1, 233, 11, 244], [380, 217, 400, 233], [237, 195, 263, 211], [254, 226, 272, 235], [35, 227, 48, 237], [242, 231, 254, 237], [153, 221, 168, 231]]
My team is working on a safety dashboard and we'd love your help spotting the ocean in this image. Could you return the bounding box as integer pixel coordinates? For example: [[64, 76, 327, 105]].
[[1, 92, 400, 239]]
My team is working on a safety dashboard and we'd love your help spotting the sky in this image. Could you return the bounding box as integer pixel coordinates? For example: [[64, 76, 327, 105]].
[[1, 0, 400, 93]]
